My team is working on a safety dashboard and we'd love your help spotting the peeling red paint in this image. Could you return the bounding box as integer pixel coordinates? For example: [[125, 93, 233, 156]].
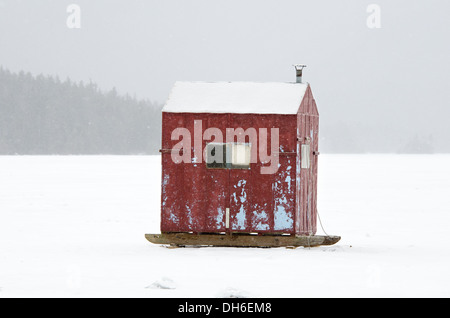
[[160, 85, 319, 235]]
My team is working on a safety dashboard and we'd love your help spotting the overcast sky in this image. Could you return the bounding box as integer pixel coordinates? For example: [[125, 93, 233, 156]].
[[1, 0, 450, 151]]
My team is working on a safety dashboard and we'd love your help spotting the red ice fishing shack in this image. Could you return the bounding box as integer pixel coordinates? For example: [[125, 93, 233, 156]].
[[146, 65, 340, 247]]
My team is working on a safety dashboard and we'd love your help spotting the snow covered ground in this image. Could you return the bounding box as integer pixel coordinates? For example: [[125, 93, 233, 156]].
[[1, 154, 450, 298]]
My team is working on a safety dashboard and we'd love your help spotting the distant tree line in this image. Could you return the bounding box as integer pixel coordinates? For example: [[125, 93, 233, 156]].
[[0, 67, 162, 155], [0, 67, 437, 155]]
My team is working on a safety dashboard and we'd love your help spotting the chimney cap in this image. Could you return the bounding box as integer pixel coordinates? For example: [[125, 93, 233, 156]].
[[293, 64, 307, 70], [293, 64, 307, 83]]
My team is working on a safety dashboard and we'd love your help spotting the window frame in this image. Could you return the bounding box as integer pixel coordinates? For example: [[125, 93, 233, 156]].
[[205, 142, 251, 170], [301, 144, 311, 169]]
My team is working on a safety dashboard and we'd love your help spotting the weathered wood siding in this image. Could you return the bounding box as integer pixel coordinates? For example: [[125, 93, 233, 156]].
[[160, 85, 319, 235]]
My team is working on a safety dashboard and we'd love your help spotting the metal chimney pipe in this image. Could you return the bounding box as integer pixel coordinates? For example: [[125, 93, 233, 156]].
[[293, 64, 307, 83]]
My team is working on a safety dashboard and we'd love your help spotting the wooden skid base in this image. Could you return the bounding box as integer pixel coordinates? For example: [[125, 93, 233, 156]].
[[145, 232, 341, 248]]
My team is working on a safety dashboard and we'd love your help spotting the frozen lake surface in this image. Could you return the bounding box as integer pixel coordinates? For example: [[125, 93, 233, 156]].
[[1, 154, 449, 297]]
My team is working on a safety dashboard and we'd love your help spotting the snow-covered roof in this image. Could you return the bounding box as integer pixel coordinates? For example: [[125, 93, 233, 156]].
[[162, 81, 309, 114]]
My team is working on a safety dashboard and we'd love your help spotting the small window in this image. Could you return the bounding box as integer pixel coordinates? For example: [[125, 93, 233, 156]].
[[206, 143, 251, 169], [301, 144, 310, 169], [231, 143, 251, 169], [206, 143, 227, 169]]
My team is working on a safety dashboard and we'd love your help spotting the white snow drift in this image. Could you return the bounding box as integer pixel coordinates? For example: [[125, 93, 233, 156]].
[[0, 154, 450, 297]]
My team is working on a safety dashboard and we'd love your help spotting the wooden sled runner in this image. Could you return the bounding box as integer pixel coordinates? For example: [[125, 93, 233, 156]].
[[145, 232, 341, 248]]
